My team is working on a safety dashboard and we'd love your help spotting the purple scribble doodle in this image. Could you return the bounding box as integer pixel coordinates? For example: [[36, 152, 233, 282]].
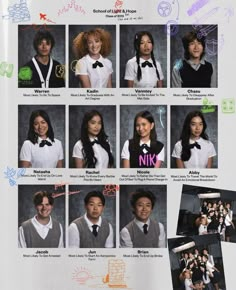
[[206, 39, 217, 56], [224, 6, 234, 23], [218, 34, 224, 53], [58, 0, 86, 16], [2, 0, 30, 23], [187, 0, 210, 16], [192, 7, 219, 28], [197, 25, 217, 39], [4, 167, 26, 186], [157, 1, 172, 17], [165, 21, 179, 36], [0, 62, 14, 78]]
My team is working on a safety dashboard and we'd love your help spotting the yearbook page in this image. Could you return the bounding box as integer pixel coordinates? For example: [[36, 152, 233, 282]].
[[1, 0, 236, 289]]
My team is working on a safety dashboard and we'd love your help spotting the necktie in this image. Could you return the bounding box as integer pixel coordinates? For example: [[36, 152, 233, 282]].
[[92, 61, 103, 68], [39, 140, 52, 147], [92, 225, 98, 237], [142, 61, 153, 68], [90, 139, 100, 146], [143, 224, 148, 234], [189, 142, 201, 150]]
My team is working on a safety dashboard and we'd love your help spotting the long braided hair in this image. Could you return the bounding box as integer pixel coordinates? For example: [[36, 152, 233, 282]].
[[134, 31, 160, 81]]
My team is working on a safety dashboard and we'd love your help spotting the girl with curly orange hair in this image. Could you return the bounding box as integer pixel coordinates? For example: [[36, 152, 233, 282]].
[[73, 28, 113, 88]]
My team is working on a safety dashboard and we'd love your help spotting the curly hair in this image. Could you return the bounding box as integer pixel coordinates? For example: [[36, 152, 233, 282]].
[[33, 30, 55, 52], [133, 31, 160, 81], [73, 28, 112, 59], [27, 110, 54, 144], [180, 111, 208, 161], [80, 110, 114, 168], [130, 188, 156, 212]]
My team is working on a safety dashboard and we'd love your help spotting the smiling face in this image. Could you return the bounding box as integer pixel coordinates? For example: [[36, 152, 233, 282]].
[[35, 196, 53, 222], [135, 117, 154, 141], [87, 35, 102, 59], [139, 34, 153, 59], [33, 116, 49, 139], [188, 39, 203, 62], [134, 197, 152, 223], [85, 196, 104, 223], [87, 114, 102, 138], [37, 39, 52, 57], [189, 116, 203, 140]]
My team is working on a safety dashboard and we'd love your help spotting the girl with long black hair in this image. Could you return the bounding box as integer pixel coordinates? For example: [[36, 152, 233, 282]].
[[172, 111, 216, 168], [72, 110, 114, 168], [124, 31, 164, 88], [121, 110, 164, 168]]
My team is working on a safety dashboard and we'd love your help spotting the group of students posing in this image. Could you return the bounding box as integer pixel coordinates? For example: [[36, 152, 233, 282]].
[[179, 249, 221, 290], [18, 27, 214, 88], [19, 109, 216, 169], [197, 200, 235, 242]]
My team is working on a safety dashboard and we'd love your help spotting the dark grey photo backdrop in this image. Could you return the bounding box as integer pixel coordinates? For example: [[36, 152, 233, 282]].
[[69, 184, 116, 246], [18, 105, 66, 167], [69, 105, 116, 168], [120, 105, 167, 168], [120, 25, 167, 88], [119, 185, 167, 235], [171, 105, 218, 168], [18, 184, 65, 242], [170, 25, 218, 87], [69, 25, 116, 88], [18, 25, 65, 69]]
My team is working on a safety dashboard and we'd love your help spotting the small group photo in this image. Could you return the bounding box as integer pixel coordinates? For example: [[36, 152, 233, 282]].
[[170, 24, 218, 88], [68, 184, 116, 248], [18, 25, 66, 88], [69, 24, 116, 88], [171, 105, 218, 169], [69, 105, 116, 169], [18, 184, 65, 248], [119, 185, 167, 248], [120, 105, 167, 168], [120, 24, 167, 88], [177, 184, 236, 243], [168, 235, 226, 290], [18, 105, 65, 168]]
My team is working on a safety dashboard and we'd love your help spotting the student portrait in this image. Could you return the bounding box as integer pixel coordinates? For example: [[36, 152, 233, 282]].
[[120, 185, 167, 248], [171, 105, 218, 169], [69, 105, 116, 168], [120, 105, 167, 168], [68, 184, 116, 248], [170, 25, 218, 88], [18, 184, 65, 248], [18, 105, 65, 168], [18, 25, 65, 88], [69, 25, 116, 88], [120, 25, 167, 88]]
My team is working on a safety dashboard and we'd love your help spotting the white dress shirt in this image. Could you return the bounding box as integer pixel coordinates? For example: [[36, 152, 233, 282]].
[[20, 137, 64, 168], [68, 214, 114, 248], [18, 215, 64, 248], [120, 218, 166, 248]]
